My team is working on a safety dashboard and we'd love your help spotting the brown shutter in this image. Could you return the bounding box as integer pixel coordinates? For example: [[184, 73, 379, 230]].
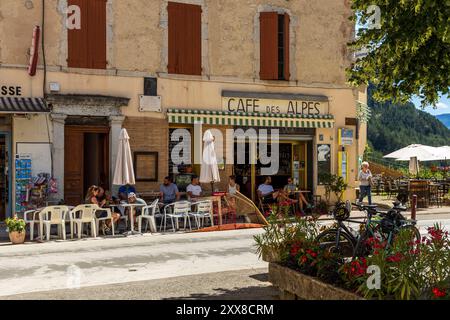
[[88, 0, 107, 69], [68, 0, 106, 69], [284, 13, 290, 80], [168, 2, 201, 75], [189, 4, 202, 75], [68, 0, 88, 68], [260, 12, 278, 80]]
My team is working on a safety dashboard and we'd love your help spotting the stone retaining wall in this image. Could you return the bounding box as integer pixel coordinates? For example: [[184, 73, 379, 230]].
[[269, 262, 364, 300]]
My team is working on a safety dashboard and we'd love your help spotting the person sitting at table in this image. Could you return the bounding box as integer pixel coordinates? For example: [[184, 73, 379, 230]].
[[160, 176, 180, 205], [284, 177, 311, 211], [257, 176, 278, 204], [85, 185, 119, 234], [258, 176, 297, 205], [228, 175, 240, 195], [118, 184, 137, 201], [127, 192, 147, 227], [187, 175, 203, 200]]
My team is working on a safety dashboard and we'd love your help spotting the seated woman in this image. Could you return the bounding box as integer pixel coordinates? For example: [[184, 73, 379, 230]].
[[283, 177, 311, 211], [258, 176, 296, 204], [85, 186, 120, 235]]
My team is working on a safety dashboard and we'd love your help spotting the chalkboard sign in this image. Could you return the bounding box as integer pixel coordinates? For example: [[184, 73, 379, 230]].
[[317, 144, 331, 185]]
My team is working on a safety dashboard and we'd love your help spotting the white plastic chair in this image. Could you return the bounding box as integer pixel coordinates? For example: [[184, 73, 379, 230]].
[[95, 207, 115, 236], [39, 206, 71, 241], [138, 199, 159, 233], [189, 200, 213, 229], [70, 204, 98, 239], [163, 201, 192, 232], [23, 209, 41, 241]]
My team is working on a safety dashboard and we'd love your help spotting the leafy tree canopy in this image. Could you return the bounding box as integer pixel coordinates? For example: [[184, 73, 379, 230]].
[[348, 0, 450, 107]]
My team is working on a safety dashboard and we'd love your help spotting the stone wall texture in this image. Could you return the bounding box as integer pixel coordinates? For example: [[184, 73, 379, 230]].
[[0, 0, 354, 85]]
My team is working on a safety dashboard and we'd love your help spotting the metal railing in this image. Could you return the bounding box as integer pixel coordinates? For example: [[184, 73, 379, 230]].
[[365, 155, 408, 170]]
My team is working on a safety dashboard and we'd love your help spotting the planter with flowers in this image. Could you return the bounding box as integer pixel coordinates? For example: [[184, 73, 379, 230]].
[[256, 211, 450, 300], [5, 216, 26, 244]]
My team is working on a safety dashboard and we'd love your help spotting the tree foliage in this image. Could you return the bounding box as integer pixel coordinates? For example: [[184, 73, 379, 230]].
[[348, 0, 450, 107]]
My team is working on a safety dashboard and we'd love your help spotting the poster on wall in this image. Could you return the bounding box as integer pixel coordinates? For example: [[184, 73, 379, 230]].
[[317, 144, 331, 185]]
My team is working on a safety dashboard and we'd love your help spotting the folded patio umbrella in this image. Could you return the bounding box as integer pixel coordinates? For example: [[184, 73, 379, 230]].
[[113, 128, 136, 185], [200, 130, 220, 188]]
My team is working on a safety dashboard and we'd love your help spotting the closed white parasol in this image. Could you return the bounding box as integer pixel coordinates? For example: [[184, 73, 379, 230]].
[[113, 128, 136, 186], [200, 130, 220, 189]]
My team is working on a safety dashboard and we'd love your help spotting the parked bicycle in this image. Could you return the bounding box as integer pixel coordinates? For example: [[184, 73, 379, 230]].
[[316, 201, 420, 260]]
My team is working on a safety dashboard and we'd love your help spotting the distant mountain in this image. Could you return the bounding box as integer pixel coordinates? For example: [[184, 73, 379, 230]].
[[436, 114, 450, 129], [367, 85, 450, 155]]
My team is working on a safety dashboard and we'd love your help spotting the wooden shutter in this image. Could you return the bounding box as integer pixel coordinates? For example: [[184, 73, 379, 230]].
[[68, 0, 88, 68], [67, 0, 106, 69], [260, 12, 278, 80], [168, 2, 202, 75], [283, 13, 290, 80], [88, 0, 107, 69]]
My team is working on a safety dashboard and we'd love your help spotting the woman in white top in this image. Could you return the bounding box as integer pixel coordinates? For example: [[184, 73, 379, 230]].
[[227, 175, 240, 195], [358, 162, 373, 205]]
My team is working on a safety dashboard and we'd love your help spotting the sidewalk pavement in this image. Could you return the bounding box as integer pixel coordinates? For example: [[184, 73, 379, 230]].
[[1, 198, 449, 244]]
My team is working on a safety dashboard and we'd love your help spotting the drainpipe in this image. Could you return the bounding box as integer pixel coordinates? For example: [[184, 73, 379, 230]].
[[41, 0, 54, 180]]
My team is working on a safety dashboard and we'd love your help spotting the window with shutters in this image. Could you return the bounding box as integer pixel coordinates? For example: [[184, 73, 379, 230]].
[[260, 12, 290, 81], [168, 2, 202, 76], [68, 0, 107, 69]]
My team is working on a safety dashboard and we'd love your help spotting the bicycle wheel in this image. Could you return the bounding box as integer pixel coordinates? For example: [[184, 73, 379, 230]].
[[391, 224, 421, 246], [316, 229, 356, 259]]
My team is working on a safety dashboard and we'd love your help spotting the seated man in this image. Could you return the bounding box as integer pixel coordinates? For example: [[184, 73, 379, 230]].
[[127, 192, 146, 226], [186, 175, 203, 200], [160, 176, 180, 205], [257, 176, 278, 204], [118, 184, 136, 201]]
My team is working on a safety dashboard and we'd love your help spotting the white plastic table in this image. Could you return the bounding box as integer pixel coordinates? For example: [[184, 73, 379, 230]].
[[119, 203, 146, 234]]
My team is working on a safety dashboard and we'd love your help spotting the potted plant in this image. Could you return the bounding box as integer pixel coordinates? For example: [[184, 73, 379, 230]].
[[5, 216, 26, 244]]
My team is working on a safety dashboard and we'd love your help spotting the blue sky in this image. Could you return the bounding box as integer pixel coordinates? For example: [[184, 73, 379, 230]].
[[412, 96, 450, 116]]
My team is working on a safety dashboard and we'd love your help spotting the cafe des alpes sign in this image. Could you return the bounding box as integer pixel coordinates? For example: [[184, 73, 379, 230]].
[[222, 90, 330, 116]]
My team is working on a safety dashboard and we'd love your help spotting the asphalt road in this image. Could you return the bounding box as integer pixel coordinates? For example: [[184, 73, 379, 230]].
[[0, 229, 268, 298], [1, 214, 449, 300], [3, 268, 279, 300]]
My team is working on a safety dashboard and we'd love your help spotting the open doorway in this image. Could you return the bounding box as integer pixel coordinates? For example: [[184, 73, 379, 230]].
[[65, 125, 109, 206]]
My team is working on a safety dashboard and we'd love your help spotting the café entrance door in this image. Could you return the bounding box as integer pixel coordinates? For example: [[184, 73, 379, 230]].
[[233, 140, 312, 202], [65, 125, 110, 206]]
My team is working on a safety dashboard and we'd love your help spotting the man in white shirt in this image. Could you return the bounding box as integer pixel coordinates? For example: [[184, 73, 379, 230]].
[[257, 176, 278, 204], [187, 175, 203, 199]]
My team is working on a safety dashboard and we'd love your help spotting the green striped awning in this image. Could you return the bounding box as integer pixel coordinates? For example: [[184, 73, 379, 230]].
[[167, 109, 335, 129]]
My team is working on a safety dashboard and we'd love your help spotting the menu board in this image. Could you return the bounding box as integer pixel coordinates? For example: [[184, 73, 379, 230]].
[[317, 144, 331, 185]]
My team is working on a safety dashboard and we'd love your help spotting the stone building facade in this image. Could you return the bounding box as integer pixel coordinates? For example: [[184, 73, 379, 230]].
[[0, 0, 367, 216]]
